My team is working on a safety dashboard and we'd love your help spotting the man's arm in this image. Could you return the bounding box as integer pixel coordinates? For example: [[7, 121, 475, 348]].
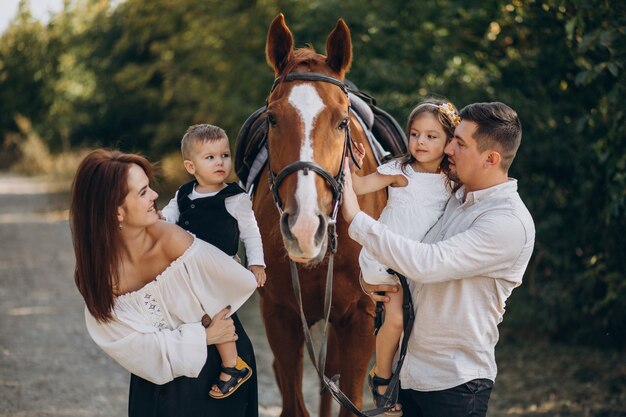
[[341, 160, 529, 284], [350, 211, 527, 284], [341, 159, 363, 223]]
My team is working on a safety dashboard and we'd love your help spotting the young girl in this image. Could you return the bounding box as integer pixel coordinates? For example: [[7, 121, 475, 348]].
[[351, 98, 459, 415]]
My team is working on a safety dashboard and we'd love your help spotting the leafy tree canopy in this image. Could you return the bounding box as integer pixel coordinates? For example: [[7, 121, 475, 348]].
[[1, 0, 624, 347]]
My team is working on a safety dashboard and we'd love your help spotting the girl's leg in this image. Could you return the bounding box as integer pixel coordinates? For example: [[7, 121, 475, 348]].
[[375, 286, 404, 384]]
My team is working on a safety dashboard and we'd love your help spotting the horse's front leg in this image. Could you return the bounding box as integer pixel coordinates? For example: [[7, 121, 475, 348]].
[[333, 298, 376, 417], [260, 297, 309, 417]]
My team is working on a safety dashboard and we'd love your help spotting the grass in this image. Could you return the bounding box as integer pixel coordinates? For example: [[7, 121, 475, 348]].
[[490, 338, 626, 417]]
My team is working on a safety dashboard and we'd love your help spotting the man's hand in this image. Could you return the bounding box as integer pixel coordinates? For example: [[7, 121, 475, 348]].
[[348, 142, 366, 172], [360, 275, 399, 303], [341, 158, 362, 223]]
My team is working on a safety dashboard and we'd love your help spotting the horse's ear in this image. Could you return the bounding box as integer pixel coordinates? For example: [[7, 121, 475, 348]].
[[325, 18, 352, 77], [266, 13, 294, 75]]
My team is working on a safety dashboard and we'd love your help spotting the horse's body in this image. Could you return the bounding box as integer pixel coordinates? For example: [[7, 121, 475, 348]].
[[252, 15, 388, 417]]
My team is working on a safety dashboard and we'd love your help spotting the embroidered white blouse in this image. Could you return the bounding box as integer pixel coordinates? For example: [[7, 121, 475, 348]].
[[359, 159, 450, 284], [161, 186, 265, 267], [85, 238, 257, 385]]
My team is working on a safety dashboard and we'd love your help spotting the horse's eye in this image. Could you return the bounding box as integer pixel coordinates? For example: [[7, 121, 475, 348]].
[[267, 113, 277, 127], [338, 117, 349, 130]]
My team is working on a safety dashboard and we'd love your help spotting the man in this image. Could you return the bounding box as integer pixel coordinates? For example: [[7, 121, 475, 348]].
[[341, 102, 535, 417]]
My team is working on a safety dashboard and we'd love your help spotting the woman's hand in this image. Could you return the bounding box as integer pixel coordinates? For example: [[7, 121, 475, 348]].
[[203, 306, 238, 345]]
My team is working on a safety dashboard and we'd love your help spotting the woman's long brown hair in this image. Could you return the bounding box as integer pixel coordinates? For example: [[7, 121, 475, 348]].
[[69, 149, 154, 322]]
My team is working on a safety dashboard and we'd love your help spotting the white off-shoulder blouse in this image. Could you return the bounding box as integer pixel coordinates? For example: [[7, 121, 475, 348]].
[[84, 237, 257, 385]]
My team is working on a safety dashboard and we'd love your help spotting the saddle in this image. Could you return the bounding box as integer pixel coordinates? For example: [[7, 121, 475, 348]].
[[234, 82, 407, 192]]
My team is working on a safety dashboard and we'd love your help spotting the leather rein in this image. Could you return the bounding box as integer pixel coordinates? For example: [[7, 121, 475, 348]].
[[263, 72, 409, 417]]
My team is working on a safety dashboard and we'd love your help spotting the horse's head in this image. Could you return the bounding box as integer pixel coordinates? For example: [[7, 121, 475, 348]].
[[265, 14, 352, 265]]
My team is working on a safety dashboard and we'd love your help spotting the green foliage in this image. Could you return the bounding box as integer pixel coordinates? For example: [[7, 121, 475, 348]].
[[0, 2, 54, 151], [0, 0, 624, 346]]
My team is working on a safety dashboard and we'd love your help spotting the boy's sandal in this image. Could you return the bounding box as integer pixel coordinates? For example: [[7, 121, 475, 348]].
[[368, 367, 403, 417], [209, 357, 253, 399]]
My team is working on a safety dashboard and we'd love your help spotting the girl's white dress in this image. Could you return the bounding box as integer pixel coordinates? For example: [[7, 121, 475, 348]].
[[85, 237, 257, 385], [359, 159, 451, 284]]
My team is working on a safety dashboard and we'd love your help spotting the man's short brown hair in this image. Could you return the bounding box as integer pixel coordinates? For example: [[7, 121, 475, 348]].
[[459, 102, 522, 172]]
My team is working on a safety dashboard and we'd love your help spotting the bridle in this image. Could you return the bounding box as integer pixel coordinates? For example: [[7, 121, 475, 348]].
[[262, 72, 402, 417], [265, 72, 361, 253]]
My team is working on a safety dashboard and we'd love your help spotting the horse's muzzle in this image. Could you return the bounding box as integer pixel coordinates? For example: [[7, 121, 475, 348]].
[[280, 212, 328, 264]]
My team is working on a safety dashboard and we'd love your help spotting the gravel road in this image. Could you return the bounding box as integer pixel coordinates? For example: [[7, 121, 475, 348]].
[[0, 172, 348, 417], [3, 172, 624, 417]]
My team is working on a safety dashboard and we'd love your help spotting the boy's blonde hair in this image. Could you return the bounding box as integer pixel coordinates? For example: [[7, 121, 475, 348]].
[[181, 124, 228, 160]]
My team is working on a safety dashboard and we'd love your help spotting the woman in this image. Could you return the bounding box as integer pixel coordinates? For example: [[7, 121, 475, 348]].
[[69, 149, 259, 416]]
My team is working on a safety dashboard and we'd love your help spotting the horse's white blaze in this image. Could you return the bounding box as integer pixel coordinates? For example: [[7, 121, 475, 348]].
[[288, 84, 325, 255]]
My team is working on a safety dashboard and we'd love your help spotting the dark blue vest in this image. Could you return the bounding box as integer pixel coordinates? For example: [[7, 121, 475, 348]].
[[176, 181, 245, 256]]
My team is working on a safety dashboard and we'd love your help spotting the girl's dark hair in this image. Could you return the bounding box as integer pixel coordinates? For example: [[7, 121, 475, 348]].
[[398, 98, 459, 189], [69, 149, 154, 322]]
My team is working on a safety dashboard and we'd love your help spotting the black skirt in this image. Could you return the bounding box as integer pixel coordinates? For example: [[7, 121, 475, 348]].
[[128, 314, 258, 417]]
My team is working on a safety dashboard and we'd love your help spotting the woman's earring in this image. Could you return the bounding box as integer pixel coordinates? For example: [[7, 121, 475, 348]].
[[119, 222, 123, 230]]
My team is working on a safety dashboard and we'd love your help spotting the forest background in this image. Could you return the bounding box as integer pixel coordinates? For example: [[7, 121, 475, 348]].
[[0, 0, 624, 410]]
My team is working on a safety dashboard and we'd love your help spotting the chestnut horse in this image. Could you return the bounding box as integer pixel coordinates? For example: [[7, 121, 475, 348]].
[[253, 14, 388, 417]]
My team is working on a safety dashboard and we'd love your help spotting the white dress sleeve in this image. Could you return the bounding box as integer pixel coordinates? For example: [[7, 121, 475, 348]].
[[184, 240, 258, 318], [160, 191, 181, 224], [359, 246, 397, 285], [376, 159, 403, 176], [83, 239, 257, 386], [225, 194, 265, 267], [85, 307, 207, 385]]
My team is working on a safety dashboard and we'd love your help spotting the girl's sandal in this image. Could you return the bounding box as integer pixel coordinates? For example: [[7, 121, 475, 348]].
[[209, 357, 253, 399], [368, 367, 403, 417]]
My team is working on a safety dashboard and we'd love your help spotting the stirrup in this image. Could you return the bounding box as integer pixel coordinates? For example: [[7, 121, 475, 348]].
[[209, 357, 253, 399], [368, 367, 403, 416]]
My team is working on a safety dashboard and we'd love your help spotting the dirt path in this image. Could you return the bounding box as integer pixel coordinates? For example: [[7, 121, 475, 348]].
[[0, 172, 331, 417], [0, 172, 624, 417]]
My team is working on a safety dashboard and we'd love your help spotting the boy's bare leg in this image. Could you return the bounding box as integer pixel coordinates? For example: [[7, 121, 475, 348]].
[[211, 341, 238, 392]]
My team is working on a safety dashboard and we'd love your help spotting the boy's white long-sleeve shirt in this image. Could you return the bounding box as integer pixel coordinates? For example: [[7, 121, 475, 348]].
[[161, 187, 265, 267]]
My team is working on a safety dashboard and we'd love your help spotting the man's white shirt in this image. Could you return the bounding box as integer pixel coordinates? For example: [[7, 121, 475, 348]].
[[350, 179, 535, 391]]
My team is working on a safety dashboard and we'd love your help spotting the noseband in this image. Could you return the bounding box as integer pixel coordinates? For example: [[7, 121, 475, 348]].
[[265, 72, 359, 253]]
